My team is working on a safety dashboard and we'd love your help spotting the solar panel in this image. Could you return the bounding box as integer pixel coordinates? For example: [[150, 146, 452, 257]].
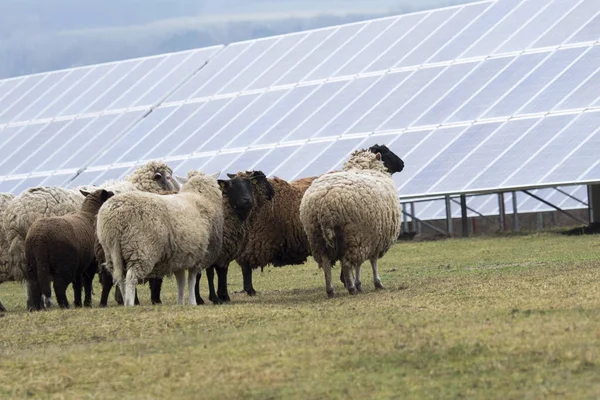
[[1, 0, 599, 224], [0, 45, 224, 190]]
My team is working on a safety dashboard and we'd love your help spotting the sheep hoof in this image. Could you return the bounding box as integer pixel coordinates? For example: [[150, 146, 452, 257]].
[[356, 284, 363, 293], [98, 303, 108, 308], [326, 289, 335, 298], [348, 287, 358, 295], [218, 293, 231, 303], [245, 288, 257, 297], [209, 296, 222, 305], [196, 297, 205, 305], [375, 281, 385, 290]]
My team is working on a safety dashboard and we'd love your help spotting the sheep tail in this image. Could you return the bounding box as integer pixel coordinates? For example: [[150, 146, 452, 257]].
[[109, 241, 125, 285], [323, 224, 345, 262]]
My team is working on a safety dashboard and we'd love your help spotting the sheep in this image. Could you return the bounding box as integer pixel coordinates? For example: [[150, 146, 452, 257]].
[[0, 193, 16, 284], [25, 189, 114, 311], [96, 170, 224, 306], [233, 144, 405, 297], [234, 174, 316, 296], [3, 161, 179, 305], [299, 145, 404, 298], [193, 170, 275, 304], [95, 190, 181, 308]]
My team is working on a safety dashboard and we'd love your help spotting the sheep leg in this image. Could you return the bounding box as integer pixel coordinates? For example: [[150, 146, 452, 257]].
[[194, 271, 205, 305], [73, 274, 83, 308], [174, 269, 186, 305], [206, 266, 221, 304], [149, 277, 163, 305], [341, 262, 358, 295], [124, 269, 137, 307], [321, 258, 334, 299], [354, 264, 362, 293], [370, 259, 384, 290], [82, 266, 95, 308], [54, 278, 70, 309], [27, 279, 43, 311], [340, 269, 346, 288], [241, 264, 256, 296], [99, 268, 113, 307], [187, 270, 197, 306], [216, 265, 230, 303]]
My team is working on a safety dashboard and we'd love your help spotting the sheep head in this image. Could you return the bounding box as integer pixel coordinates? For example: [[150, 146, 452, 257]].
[[369, 144, 404, 175]]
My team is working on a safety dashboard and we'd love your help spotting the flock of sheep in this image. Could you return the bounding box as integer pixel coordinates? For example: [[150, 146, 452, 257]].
[[0, 144, 405, 312]]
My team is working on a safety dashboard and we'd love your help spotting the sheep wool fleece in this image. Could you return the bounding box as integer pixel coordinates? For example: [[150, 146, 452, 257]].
[[299, 149, 401, 267], [96, 171, 224, 284], [0, 194, 16, 283]]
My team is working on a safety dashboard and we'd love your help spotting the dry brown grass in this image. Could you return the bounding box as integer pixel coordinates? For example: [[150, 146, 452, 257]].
[[1, 231, 600, 399]]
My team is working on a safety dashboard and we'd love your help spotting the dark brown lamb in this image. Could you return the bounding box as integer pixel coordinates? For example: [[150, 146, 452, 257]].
[[25, 189, 114, 311]]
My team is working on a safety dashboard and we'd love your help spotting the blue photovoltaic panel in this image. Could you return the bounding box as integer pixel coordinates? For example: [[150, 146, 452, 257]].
[[0, 45, 224, 193]]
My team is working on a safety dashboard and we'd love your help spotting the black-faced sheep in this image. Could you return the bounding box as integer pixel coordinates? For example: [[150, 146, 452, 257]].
[[234, 174, 316, 296], [3, 161, 179, 305], [299, 145, 404, 298], [195, 170, 275, 304], [96, 171, 224, 306], [26, 189, 114, 311]]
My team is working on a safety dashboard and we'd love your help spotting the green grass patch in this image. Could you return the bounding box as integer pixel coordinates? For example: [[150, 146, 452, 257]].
[[1, 232, 600, 399]]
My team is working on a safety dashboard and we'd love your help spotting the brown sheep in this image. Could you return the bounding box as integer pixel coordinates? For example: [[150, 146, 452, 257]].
[[195, 170, 275, 304], [25, 189, 114, 311], [235, 175, 318, 296]]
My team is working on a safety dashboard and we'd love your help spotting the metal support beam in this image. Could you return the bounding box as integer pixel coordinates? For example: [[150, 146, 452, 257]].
[[555, 187, 587, 206], [512, 191, 519, 232], [445, 195, 453, 235], [401, 210, 447, 235], [498, 192, 506, 231], [523, 190, 588, 225], [460, 194, 468, 237]]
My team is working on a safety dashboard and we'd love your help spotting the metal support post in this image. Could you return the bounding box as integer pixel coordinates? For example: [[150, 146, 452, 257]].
[[460, 194, 468, 237], [512, 191, 519, 232], [445, 195, 453, 235], [588, 185, 600, 225], [410, 202, 416, 233], [498, 192, 506, 231], [402, 203, 409, 233]]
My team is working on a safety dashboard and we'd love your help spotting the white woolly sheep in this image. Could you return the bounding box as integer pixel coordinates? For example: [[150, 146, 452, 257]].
[[0, 193, 16, 284], [299, 145, 404, 298], [96, 170, 224, 306]]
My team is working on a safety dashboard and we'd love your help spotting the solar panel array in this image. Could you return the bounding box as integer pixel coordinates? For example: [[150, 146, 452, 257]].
[[0, 0, 599, 222]]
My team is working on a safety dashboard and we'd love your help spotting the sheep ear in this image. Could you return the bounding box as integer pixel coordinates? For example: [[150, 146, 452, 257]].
[[226, 173, 236, 179], [79, 190, 90, 197], [210, 171, 221, 179], [175, 175, 188, 184], [217, 179, 228, 189], [375, 152, 382, 161], [101, 189, 114, 201], [153, 172, 163, 181]]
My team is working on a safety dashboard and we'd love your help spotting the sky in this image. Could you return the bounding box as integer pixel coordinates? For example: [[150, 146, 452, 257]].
[[0, 0, 477, 79]]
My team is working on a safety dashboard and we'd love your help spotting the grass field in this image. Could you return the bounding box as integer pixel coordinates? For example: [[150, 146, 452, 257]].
[[1, 231, 600, 399]]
